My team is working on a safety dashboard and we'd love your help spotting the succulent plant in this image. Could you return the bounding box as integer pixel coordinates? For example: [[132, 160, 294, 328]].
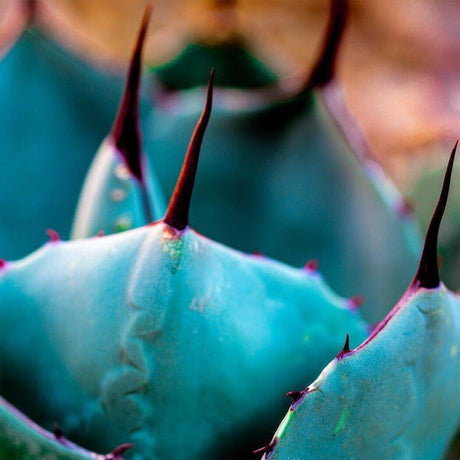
[[146, 0, 422, 323], [0, 394, 133, 459], [255, 143, 459, 459], [72, 4, 165, 239], [410, 159, 459, 290], [0, 1, 457, 459], [0, 57, 369, 457], [0, 16, 124, 259], [1, 1, 422, 324]]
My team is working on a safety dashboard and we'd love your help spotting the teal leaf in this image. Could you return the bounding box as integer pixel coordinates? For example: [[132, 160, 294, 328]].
[[0, 28, 122, 258], [72, 4, 165, 239], [0, 395, 131, 459], [147, 0, 422, 323], [258, 144, 459, 460], [0, 75, 368, 459]]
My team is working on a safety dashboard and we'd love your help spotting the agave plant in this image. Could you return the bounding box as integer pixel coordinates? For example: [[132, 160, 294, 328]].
[[0, 0, 421, 323], [0, 1, 458, 459], [145, 0, 422, 323], [255, 143, 458, 460], [410, 159, 459, 290], [0, 52, 368, 460]]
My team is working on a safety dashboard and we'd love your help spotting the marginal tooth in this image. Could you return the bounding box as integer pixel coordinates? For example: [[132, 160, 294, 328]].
[[46, 229, 61, 243], [253, 437, 279, 458], [304, 259, 319, 273], [336, 334, 351, 360]]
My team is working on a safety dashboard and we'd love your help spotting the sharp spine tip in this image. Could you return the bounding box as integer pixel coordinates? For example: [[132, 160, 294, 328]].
[[412, 141, 457, 289], [163, 69, 215, 230], [336, 334, 351, 360], [110, 2, 152, 183], [304, 0, 349, 90]]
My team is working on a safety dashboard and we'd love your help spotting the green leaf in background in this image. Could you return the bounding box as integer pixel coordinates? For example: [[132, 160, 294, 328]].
[[0, 27, 122, 258], [146, 0, 422, 323]]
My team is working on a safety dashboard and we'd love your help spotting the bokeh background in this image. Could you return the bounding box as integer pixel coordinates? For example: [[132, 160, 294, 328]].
[[1, 0, 458, 189]]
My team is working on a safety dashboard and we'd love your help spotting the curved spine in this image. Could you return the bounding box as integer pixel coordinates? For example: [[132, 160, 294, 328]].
[[163, 70, 215, 230]]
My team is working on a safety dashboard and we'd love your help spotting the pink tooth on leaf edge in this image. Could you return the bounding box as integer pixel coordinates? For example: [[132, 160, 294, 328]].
[[304, 259, 319, 273], [253, 437, 279, 458], [46, 229, 61, 242]]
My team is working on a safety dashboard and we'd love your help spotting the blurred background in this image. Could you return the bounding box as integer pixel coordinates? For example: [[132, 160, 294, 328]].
[[1, 0, 458, 189]]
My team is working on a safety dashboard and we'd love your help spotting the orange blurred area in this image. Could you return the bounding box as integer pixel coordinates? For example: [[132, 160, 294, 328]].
[[1, 0, 459, 187]]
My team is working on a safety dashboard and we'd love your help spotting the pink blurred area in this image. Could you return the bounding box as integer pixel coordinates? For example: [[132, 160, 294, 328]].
[[1, 0, 459, 186]]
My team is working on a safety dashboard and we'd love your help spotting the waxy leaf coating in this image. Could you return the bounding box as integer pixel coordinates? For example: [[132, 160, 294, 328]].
[[0, 71, 367, 458], [0, 0, 421, 325], [147, 0, 421, 323], [0, 28, 122, 257], [72, 4, 165, 239], [0, 221, 368, 458], [258, 144, 459, 460], [262, 286, 460, 459], [0, 395, 130, 459]]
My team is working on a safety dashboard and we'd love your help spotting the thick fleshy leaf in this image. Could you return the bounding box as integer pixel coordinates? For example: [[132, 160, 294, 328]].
[[0, 1, 421, 325], [0, 28, 122, 258], [146, 83, 421, 323], [147, 0, 421, 323], [0, 82, 367, 457], [260, 286, 459, 459], [72, 5, 165, 239], [257, 144, 459, 460], [0, 395, 130, 459], [0, 220, 367, 458]]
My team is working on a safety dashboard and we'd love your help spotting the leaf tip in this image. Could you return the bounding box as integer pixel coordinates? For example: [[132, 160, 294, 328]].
[[412, 141, 457, 289], [110, 2, 152, 182], [163, 69, 215, 230]]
